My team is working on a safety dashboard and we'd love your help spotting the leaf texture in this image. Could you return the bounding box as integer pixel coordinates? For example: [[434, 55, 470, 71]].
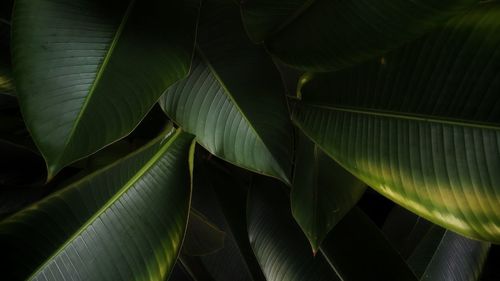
[[160, 0, 292, 184], [12, 0, 200, 177], [293, 4, 500, 242], [291, 131, 366, 252], [407, 227, 490, 281], [0, 128, 194, 280], [253, 0, 476, 71], [247, 176, 340, 281]]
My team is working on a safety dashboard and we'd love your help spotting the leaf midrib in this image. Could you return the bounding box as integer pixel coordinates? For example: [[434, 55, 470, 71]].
[[301, 103, 500, 131], [56, 0, 136, 166], [28, 128, 182, 280], [196, 48, 289, 183]]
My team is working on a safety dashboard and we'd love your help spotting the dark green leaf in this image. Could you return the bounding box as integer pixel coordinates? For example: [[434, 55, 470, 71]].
[[0, 128, 194, 280], [247, 176, 340, 281], [293, 4, 500, 242], [160, 0, 292, 184], [320, 207, 418, 281], [292, 131, 366, 252], [408, 227, 490, 281], [382, 206, 434, 259], [190, 158, 266, 281], [240, 0, 310, 43], [12, 0, 200, 177], [248, 0, 476, 71], [182, 208, 226, 257]]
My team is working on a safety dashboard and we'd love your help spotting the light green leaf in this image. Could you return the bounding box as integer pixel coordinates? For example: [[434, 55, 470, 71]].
[[291, 131, 366, 252], [407, 227, 490, 281], [247, 176, 340, 281], [244, 0, 476, 71], [292, 4, 500, 242], [12, 0, 200, 177], [0, 128, 194, 280], [160, 0, 292, 184]]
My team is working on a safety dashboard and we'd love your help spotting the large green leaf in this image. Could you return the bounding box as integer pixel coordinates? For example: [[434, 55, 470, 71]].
[[291, 131, 366, 252], [12, 0, 199, 177], [0, 128, 194, 280], [320, 207, 418, 281], [407, 226, 490, 281], [243, 0, 475, 71], [293, 4, 500, 243], [247, 176, 340, 281], [160, 0, 292, 184]]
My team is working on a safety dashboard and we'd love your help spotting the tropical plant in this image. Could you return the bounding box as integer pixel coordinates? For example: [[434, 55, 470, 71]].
[[0, 0, 499, 280]]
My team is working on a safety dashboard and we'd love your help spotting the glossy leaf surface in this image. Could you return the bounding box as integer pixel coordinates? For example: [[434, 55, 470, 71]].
[[408, 227, 490, 281], [293, 4, 500, 242], [248, 177, 340, 281], [13, 0, 199, 177], [250, 0, 476, 71], [292, 131, 366, 252], [160, 0, 292, 184], [0, 128, 194, 280]]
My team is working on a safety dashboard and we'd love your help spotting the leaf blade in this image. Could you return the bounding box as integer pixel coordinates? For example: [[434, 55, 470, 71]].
[[292, 4, 500, 242], [0, 128, 194, 280], [12, 0, 200, 176], [291, 131, 366, 252], [160, 0, 293, 184]]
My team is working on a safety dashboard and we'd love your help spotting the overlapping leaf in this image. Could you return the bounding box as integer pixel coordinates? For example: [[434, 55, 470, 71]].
[[247, 177, 340, 281], [293, 3, 500, 242], [320, 207, 418, 281], [182, 208, 226, 257], [12, 0, 200, 177], [188, 159, 266, 281], [407, 227, 490, 281], [242, 0, 476, 71], [160, 0, 292, 184], [291, 131, 366, 252], [0, 128, 194, 280]]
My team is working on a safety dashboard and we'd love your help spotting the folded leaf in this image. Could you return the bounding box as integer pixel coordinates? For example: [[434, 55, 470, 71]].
[[293, 4, 500, 243], [251, 0, 476, 71], [12, 0, 199, 177], [292, 131, 365, 252], [160, 0, 292, 184], [0, 128, 194, 280]]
